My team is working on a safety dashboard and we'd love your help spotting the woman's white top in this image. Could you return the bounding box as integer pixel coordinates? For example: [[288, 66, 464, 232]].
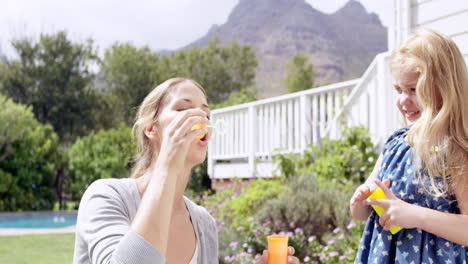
[[188, 240, 199, 264]]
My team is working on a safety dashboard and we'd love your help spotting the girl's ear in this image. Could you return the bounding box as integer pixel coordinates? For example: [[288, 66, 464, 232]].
[[143, 124, 158, 140]]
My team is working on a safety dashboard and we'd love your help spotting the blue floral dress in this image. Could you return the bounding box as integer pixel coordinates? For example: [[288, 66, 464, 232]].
[[355, 128, 468, 264]]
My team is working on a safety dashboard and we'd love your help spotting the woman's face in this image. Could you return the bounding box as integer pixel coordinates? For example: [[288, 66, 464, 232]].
[[392, 69, 422, 125], [156, 81, 211, 166]]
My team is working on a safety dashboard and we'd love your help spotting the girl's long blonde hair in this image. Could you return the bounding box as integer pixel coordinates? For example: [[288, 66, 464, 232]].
[[390, 29, 468, 196], [131, 77, 206, 179]]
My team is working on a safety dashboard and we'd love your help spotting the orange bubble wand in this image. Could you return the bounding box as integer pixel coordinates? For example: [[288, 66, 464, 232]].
[[191, 119, 227, 139]]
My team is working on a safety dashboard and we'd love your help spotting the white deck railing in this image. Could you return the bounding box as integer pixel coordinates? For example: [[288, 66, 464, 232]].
[[208, 79, 359, 179], [208, 52, 401, 179], [324, 52, 400, 144]]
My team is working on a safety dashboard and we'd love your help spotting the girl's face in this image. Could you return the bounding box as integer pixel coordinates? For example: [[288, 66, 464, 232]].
[[156, 81, 211, 166], [392, 69, 422, 125]]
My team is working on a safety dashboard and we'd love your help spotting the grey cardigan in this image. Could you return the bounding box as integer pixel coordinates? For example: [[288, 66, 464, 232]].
[[73, 178, 219, 264]]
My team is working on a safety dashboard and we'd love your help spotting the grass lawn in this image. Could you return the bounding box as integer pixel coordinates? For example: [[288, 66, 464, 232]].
[[0, 233, 75, 264]]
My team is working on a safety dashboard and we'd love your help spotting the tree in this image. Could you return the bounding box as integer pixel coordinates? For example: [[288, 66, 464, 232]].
[[0, 31, 101, 142], [99, 43, 160, 125], [158, 39, 258, 105], [285, 53, 315, 93], [0, 95, 59, 211], [213, 87, 258, 109], [66, 124, 134, 200]]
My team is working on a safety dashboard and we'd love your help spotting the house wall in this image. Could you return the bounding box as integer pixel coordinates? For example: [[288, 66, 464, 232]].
[[392, 0, 468, 63]]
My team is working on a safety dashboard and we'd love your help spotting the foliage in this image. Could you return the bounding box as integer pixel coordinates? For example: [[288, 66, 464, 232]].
[[212, 87, 258, 109], [256, 173, 352, 240], [220, 218, 364, 264], [273, 126, 378, 186], [202, 174, 364, 264], [158, 38, 258, 104], [198, 126, 377, 263], [0, 95, 59, 211], [307, 221, 365, 263], [285, 53, 315, 93], [223, 179, 285, 227], [66, 124, 134, 200], [99, 43, 160, 125], [0, 31, 102, 142], [187, 160, 212, 194]]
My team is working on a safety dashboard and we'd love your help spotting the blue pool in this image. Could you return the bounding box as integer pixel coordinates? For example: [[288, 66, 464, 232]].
[[0, 211, 77, 228]]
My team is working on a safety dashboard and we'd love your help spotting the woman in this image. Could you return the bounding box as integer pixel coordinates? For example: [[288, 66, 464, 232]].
[[73, 78, 300, 264]]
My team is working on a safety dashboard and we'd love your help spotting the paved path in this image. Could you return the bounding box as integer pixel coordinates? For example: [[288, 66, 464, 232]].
[[0, 225, 75, 236]]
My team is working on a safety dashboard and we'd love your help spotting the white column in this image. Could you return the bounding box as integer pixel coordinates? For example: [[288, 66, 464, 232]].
[[300, 95, 312, 150], [248, 105, 258, 178], [207, 114, 214, 179]]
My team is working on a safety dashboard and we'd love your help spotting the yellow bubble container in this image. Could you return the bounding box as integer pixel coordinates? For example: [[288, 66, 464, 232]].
[[368, 187, 403, 234]]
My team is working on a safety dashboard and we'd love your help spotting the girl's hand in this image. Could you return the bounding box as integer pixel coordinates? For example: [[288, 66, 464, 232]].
[[364, 179, 423, 230], [256, 247, 300, 264], [350, 179, 390, 206]]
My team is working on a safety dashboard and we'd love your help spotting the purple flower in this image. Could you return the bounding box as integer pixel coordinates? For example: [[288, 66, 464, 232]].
[[248, 217, 254, 222], [229, 241, 238, 248], [339, 255, 346, 260], [255, 254, 262, 259], [337, 234, 345, 240], [304, 256, 310, 262], [333, 227, 341, 233], [237, 226, 244, 231], [294, 227, 303, 233], [262, 220, 271, 226], [327, 239, 335, 245], [329, 251, 339, 257], [248, 248, 253, 253], [308, 236, 316, 242], [347, 220, 356, 229]]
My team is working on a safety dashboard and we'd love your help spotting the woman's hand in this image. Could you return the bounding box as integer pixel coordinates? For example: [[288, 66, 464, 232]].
[[154, 108, 209, 170], [256, 246, 300, 264], [364, 179, 423, 230], [350, 179, 390, 207]]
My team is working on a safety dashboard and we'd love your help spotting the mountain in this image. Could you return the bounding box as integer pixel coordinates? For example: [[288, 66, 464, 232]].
[[187, 0, 387, 97]]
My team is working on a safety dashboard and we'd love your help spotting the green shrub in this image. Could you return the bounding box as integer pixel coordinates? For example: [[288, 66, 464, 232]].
[[256, 173, 352, 240], [192, 126, 376, 262], [66, 124, 134, 200], [273, 126, 378, 186], [223, 179, 285, 227], [187, 160, 212, 194], [219, 214, 364, 264], [0, 95, 59, 211]]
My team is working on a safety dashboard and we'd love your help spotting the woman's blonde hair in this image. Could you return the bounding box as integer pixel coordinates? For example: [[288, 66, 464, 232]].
[[390, 29, 468, 196], [130, 77, 206, 179]]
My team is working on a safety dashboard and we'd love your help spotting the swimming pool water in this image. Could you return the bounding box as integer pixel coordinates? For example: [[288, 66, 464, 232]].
[[0, 212, 77, 228]]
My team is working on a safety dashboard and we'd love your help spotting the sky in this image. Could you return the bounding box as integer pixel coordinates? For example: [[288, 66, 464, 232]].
[[0, 0, 393, 57]]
